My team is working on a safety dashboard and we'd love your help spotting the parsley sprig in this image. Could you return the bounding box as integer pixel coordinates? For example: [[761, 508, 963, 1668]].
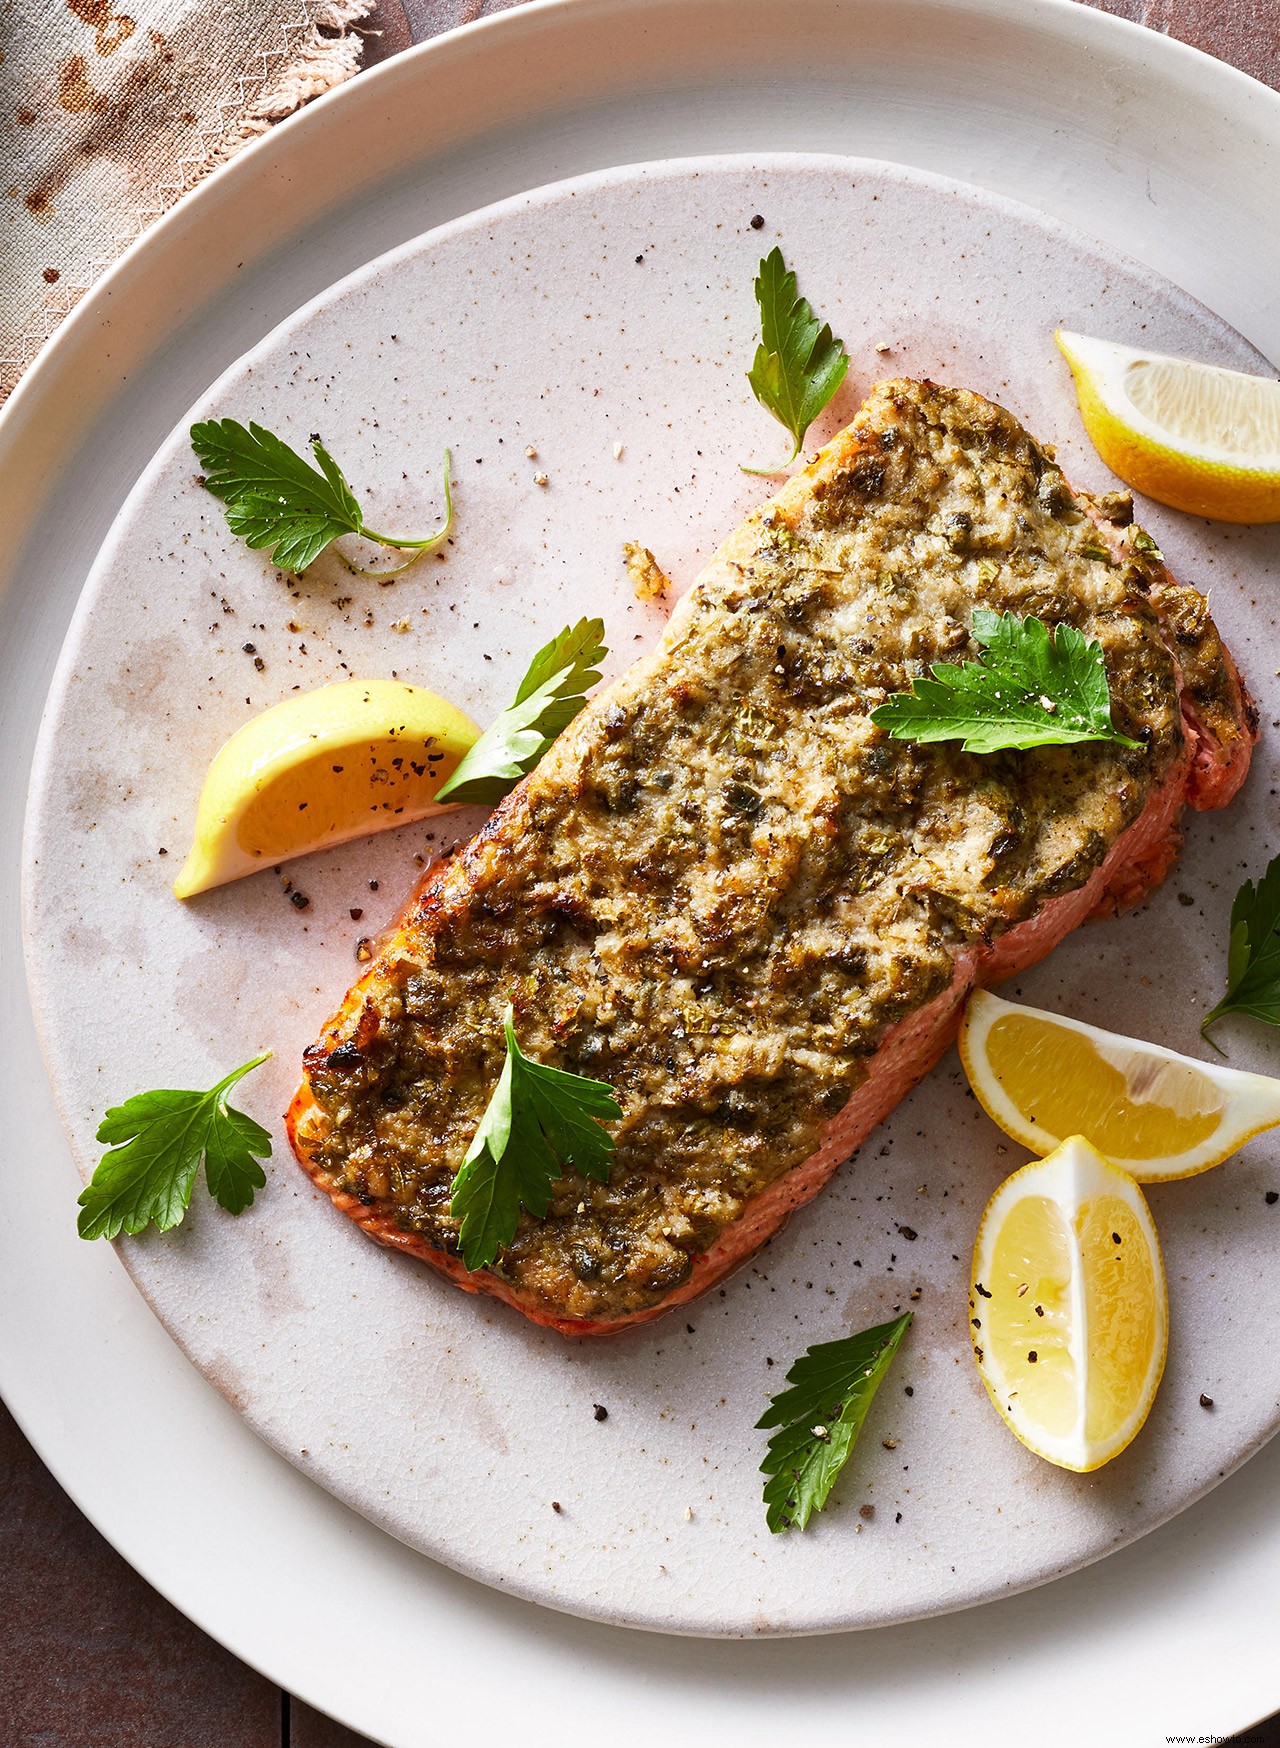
[[437, 618, 607, 806], [190, 418, 452, 575], [449, 1008, 621, 1272], [758, 1313, 912, 1533], [871, 609, 1142, 755], [78, 1054, 272, 1240], [744, 246, 849, 475], [1203, 853, 1280, 1041]]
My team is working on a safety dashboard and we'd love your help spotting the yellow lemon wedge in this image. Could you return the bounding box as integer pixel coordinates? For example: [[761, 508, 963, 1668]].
[[960, 989, 1280, 1182], [1056, 329, 1280, 523], [174, 679, 480, 898], [971, 1136, 1167, 1471]]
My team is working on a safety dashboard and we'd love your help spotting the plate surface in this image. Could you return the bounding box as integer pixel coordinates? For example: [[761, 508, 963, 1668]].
[[24, 152, 1280, 1637]]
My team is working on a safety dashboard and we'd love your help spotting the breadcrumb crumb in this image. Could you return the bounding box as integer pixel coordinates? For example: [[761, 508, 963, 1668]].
[[623, 540, 670, 602]]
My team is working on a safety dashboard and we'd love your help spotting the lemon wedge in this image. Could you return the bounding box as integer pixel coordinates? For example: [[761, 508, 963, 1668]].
[[971, 1136, 1167, 1471], [960, 989, 1280, 1181], [1055, 329, 1280, 523], [174, 679, 479, 898]]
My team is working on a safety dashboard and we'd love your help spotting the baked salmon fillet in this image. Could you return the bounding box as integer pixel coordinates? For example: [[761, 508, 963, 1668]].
[[288, 380, 1256, 1334]]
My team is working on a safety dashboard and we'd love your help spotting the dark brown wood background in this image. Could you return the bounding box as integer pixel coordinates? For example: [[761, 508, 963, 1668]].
[[3, 2, 1279, 1742]]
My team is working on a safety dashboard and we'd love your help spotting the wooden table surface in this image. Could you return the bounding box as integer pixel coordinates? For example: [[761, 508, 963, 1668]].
[[3, 2, 1279, 1742]]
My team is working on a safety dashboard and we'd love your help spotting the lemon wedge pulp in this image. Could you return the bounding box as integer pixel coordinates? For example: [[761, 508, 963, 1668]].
[[971, 1136, 1167, 1472], [174, 679, 480, 898], [960, 990, 1280, 1181], [1056, 329, 1280, 523]]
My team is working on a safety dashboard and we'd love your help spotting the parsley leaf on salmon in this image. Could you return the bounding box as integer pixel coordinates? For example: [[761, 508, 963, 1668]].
[[450, 1006, 621, 1270], [872, 609, 1142, 753]]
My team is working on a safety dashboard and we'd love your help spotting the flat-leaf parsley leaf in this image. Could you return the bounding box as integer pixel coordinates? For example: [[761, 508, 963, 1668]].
[[191, 418, 451, 575], [744, 247, 849, 474], [1203, 852, 1280, 1039], [436, 618, 607, 806], [871, 609, 1142, 755], [78, 1054, 272, 1240], [449, 1008, 621, 1271], [758, 1313, 912, 1533]]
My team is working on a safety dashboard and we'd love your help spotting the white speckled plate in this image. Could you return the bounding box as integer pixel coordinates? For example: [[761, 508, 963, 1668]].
[[23, 154, 1280, 1637]]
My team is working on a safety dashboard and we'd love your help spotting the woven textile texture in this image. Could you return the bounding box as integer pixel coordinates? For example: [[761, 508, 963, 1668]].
[[0, 0, 372, 399]]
